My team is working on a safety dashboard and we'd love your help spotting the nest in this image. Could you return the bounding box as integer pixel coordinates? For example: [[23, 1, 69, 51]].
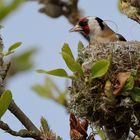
[[69, 41, 140, 139]]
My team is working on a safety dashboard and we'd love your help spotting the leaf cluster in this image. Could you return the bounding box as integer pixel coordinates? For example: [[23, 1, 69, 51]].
[[37, 42, 140, 139], [32, 77, 68, 107]]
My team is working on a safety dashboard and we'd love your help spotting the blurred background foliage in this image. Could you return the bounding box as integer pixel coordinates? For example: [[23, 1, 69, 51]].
[[0, 0, 24, 21], [0, 0, 68, 109], [0, 0, 140, 139], [32, 77, 68, 107], [8, 48, 37, 76], [0, 0, 39, 77]]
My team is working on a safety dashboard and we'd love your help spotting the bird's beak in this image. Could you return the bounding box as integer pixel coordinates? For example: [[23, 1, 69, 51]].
[[69, 24, 82, 32]]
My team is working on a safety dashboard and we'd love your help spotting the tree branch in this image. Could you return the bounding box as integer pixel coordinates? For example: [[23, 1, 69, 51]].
[[27, 0, 89, 41], [0, 120, 41, 139], [9, 100, 40, 133], [0, 34, 63, 140], [28, 0, 81, 24], [120, 0, 140, 24], [0, 36, 42, 140]]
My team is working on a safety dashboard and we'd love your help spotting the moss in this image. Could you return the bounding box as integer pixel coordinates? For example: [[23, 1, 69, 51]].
[[69, 41, 140, 139], [120, 0, 140, 24]]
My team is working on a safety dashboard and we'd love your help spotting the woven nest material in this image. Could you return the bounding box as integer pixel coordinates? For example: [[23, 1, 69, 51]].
[[69, 41, 140, 139]]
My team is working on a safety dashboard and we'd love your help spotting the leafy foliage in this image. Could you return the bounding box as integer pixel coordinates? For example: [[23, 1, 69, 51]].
[[4, 42, 22, 56], [62, 43, 75, 60], [68, 42, 140, 139], [91, 59, 110, 79], [40, 117, 63, 140], [130, 87, 140, 103], [32, 77, 68, 107], [0, 90, 12, 118], [61, 43, 83, 75], [0, 0, 24, 21], [1, 0, 140, 139], [118, 0, 122, 12], [41, 117, 50, 134], [8, 42, 22, 52], [61, 51, 83, 75], [123, 75, 134, 91], [37, 43, 83, 78], [37, 69, 69, 78], [9, 48, 37, 76]]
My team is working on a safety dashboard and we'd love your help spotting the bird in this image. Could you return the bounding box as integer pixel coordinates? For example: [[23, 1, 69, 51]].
[[70, 16, 126, 44]]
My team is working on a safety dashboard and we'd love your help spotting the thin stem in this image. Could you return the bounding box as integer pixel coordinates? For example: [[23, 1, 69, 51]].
[[0, 120, 41, 139], [0, 88, 41, 139], [9, 100, 40, 133]]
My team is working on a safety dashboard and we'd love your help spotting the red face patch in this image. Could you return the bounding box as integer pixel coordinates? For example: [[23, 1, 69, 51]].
[[79, 17, 88, 23], [78, 17, 90, 35], [82, 26, 89, 35]]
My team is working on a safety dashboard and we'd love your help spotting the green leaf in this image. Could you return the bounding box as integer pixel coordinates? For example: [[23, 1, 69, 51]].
[[36, 69, 48, 74], [4, 42, 22, 56], [118, 0, 122, 13], [32, 84, 53, 99], [8, 42, 22, 52], [91, 59, 110, 79], [123, 76, 134, 91], [78, 41, 84, 52], [62, 43, 74, 60], [130, 87, 140, 103], [9, 48, 37, 76], [0, 90, 12, 118], [4, 51, 14, 56], [61, 52, 83, 75], [37, 68, 69, 78], [45, 77, 61, 94], [32, 77, 68, 106], [40, 117, 50, 134], [56, 93, 66, 105], [47, 69, 68, 77]]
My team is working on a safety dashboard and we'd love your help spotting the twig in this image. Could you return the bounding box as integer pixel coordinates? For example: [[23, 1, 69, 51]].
[[0, 120, 41, 139], [27, 0, 89, 41], [9, 100, 40, 133], [0, 88, 42, 139], [0, 35, 49, 140]]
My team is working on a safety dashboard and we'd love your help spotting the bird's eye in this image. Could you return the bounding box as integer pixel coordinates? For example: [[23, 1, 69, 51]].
[[79, 21, 87, 27]]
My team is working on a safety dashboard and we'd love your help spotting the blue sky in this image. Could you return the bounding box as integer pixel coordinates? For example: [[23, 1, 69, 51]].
[[0, 0, 140, 140]]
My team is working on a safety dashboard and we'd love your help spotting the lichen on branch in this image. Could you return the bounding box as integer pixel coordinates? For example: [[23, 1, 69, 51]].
[[120, 0, 140, 24]]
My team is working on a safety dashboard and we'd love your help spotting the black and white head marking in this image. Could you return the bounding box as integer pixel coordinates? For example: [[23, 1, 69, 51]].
[[95, 17, 105, 30]]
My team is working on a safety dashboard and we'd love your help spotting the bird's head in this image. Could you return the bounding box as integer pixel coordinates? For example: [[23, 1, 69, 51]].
[[70, 16, 126, 43], [70, 16, 105, 38]]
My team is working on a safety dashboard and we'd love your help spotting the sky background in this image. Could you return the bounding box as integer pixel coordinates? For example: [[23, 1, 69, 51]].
[[0, 0, 140, 140]]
